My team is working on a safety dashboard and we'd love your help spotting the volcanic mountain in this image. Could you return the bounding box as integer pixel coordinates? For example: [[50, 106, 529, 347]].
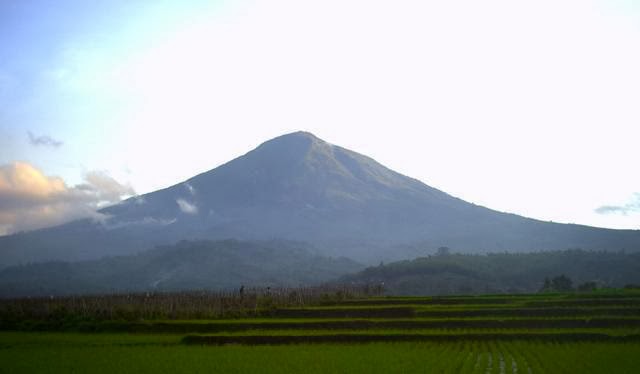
[[1, 131, 639, 267]]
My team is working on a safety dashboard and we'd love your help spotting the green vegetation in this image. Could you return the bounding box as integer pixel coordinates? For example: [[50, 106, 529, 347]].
[[2, 288, 640, 372], [0, 284, 381, 323], [343, 249, 640, 295], [0, 239, 364, 297], [1, 333, 639, 373]]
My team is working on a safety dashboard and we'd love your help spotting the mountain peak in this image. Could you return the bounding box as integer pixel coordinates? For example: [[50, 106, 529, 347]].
[[257, 131, 328, 151], [3, 131, 640, 269], [248, 131, 335, 168], [282, 130, 321, 139]]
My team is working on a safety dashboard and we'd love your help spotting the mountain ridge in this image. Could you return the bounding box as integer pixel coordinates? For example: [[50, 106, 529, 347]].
[[1, 131, 639, 268]]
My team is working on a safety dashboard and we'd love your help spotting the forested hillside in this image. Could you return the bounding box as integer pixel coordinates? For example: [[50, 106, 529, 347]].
[[0, 239, 362, 297], [342, 250, 640, 295]]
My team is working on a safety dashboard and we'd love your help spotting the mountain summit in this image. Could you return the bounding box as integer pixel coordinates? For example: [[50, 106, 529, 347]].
[[1, 131, 639, 267]]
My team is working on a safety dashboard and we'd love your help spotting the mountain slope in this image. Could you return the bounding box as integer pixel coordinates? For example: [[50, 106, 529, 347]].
[[1, 131, 639, 267]]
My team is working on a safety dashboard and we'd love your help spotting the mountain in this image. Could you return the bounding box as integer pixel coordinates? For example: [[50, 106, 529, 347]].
[[1, 131, 640, 268], [0, 239, 363, 297], [341, 250, 640, 295]]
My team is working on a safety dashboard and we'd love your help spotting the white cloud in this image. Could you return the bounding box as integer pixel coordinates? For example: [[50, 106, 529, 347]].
[[27, 131, 63, 148], [176, 198, 198, 214], [77, 170, 135, 204], [184, 182, 195, 195], [0, 162, 135, 235], [595, 193, 640, 216], [102, 216, 176, 230], [133, 195, 146, 205]]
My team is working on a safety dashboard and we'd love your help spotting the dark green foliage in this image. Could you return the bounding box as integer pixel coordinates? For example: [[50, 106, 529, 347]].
[[540, 275, 574, 293], [0, 284, 381, 325], [551, 275, 573, 292], [0, 239, 363, 297], [182, 333, 640, 345], [4, 289, 640, 332], [342, 249, 640, 295], [578, 281, 598, 292]]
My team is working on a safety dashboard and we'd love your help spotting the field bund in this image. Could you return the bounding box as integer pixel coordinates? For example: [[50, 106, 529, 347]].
[[174, 293, 640, 345], [2, 291, 640, 373]]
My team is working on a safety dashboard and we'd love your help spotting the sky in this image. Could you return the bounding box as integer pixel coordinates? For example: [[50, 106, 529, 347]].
[[1, 0, 639, 235]]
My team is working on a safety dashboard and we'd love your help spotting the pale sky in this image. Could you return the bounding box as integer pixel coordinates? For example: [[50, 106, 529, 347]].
[[1, 0, 639, 235]]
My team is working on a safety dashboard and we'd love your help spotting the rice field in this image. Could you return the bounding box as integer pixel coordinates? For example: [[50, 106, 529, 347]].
[[1, 333, 639, 373], [1, 289, 640, 373]]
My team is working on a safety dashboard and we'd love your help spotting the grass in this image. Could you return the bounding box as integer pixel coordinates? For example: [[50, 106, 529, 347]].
[[5, 317, 640, 335], [185, 327, 640, 336], [0, 331, 182, 347], [2, 332, 640, 373]]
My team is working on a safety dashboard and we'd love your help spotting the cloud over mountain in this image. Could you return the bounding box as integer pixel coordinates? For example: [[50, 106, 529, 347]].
[[0, 162, 134, 235], [2, 132, 640, 268], [595, 193, 640, 215], [176, 198, 198, 214], [27, 131, 63, 148]]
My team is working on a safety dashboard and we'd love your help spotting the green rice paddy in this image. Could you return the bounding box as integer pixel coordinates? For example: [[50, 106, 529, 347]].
[[2, 291, 640, 373]]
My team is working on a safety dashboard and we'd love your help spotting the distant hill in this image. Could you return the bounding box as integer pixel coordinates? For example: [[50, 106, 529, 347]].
[[0, 239, 363, 297], [1, 131, 640, 268], [342, 250, 640, 295]]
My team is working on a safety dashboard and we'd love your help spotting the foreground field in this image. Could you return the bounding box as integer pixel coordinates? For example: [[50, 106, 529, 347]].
[[2, 290, 640, 373], [1, 333, 640, 373]]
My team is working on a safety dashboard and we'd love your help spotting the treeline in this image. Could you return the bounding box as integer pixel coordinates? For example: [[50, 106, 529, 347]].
[[0, 284, 382, 325], [0, 239, 363, 298], [342, 249, 640, 295]]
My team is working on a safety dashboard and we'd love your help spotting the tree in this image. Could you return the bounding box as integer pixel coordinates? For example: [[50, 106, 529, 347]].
[[436, 246, 451, 256], [577, 281, 597, 292], [551, 275, 573, 292], [540, 277, 552, 292], [539, 275, 574, 293]]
